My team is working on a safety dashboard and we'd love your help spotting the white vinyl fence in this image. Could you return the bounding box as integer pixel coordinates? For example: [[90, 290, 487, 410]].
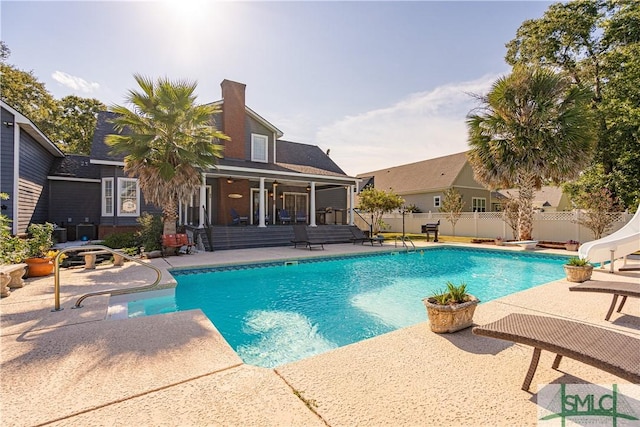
[[355, 211, 632, 243]]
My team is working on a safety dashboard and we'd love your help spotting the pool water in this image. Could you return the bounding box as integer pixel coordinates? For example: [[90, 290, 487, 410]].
[[127, 247, 568, 367]]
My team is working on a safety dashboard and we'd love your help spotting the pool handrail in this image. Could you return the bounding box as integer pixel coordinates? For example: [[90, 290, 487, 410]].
[[53, 245, 163, 311]]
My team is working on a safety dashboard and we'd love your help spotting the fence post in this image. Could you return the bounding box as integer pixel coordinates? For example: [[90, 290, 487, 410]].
[[574, 209, 581, 242]]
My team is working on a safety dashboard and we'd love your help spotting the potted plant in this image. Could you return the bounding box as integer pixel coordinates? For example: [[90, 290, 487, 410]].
[[24, 223, 56, 277], [422, 282, 480, 333], [563, 257, 593, 283], [565, 240, 579, 251], [495, 236, 504, 246]]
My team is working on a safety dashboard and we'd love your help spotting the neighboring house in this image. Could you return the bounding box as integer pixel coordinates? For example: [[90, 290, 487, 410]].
[[356, 151, 494, 212], [0, 100, 65, 235], [87, 79, 359, 238], [494, 186, 572, 212]]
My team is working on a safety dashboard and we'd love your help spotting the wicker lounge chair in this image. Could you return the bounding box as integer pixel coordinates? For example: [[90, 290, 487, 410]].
[[472, 313, 640, 391], [569, 280, 639, 321], [291, 224, 325, 250]]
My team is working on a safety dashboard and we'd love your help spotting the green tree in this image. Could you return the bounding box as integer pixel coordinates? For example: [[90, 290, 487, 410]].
[[0, 41, 10, 62], [357, 187, 404, 234], [106, 74, 228, 235], [505, 0, 640, 210], [440, 188, 464, 236], [574, 187, 620, 239], [53, 95, 106, 154], [467, 65, 594, 240]]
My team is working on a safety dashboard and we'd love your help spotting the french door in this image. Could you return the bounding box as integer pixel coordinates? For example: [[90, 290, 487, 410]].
[[283, 193, 308, 223]]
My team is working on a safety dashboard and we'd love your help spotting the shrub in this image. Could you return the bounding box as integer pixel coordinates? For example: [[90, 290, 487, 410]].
[[429, 282, 471, 305], [566, 256, 590, 267], [103, 232, 138, 249], [137, 212, 162, 252]]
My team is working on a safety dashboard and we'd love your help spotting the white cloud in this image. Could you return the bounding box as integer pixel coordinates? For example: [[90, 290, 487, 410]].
[[316, 74, 499, 176], [51, 71, 100, 94]]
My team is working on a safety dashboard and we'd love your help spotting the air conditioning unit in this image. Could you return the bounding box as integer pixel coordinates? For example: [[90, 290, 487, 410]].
[[76, 224, 96, 241]]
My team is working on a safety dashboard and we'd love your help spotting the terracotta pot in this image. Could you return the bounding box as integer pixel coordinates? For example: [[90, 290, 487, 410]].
[[25, 257, 54, 277], [423, 295, 480, 333], [565, 243, 579, 251], [563, 264, 593, 283]]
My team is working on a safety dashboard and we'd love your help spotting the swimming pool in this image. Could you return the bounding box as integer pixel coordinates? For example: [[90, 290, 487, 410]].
[[126, 247, 569, 367]]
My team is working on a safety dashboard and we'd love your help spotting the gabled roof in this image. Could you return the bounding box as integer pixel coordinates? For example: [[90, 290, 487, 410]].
[[48, 154, 101, 180], [356, 151, 470, 194], [208, 100, 284, 138], [1, 100, 65, 158], [496, 186, 566, 208], [90, 111, 126, 163], [276, 140, 346, 176]]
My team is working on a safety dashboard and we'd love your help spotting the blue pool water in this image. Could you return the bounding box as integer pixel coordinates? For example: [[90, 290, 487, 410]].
[[127, 247, 569, 367]]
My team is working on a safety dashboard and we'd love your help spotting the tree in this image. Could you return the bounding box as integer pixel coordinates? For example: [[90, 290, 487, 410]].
[[467, 65, 595, 240], [106, 74, 228, 235], [53, 96, 106, 154], [0, 41, 10, 62], [498, 194, 520, 240], [574, 187, 620, 240], [505, 0, 640, 210], [357, 187, 404, 234], [440, 188, 464, 236]]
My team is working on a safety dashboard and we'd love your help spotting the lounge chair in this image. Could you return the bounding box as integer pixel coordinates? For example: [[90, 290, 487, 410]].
[[295, 210, 306, 223], [231, 208, 248, 226], [291, 224, 325, 250], [349, 226, 384, 246], [472, 313, 640, 391], [279, 209, 292, 224], [569, 280, 639, 321]]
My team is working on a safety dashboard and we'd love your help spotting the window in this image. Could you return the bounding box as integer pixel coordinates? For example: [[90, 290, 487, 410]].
[[117, 178, 140, 216], [472, 197, 486, 212], [251, 134, 268, 163], [102, 178, 114, 216], [433, 196, 441, 208]]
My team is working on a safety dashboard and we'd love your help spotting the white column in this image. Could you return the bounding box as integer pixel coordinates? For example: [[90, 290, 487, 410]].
[[199, 174, 206, 228], [178, 202, 183, 225], [258, 177, 266, 227], [309, 182, 317, 227], [349, 185, 355, 225]]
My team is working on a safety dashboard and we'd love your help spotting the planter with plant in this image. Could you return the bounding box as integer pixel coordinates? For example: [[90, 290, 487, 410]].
[[564, 240, 579, 251], [24, 223, 56, 277], [422, 282, 480, 333], [495, 236, 504, 246], [563, 257, 593, 283]]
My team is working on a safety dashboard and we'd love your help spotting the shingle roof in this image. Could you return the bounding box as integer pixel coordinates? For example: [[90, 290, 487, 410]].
[[90, 111, 125, 162], [49, 154, 101, 179], [356, 151, 470, 194], [496, 186, 566, 208]]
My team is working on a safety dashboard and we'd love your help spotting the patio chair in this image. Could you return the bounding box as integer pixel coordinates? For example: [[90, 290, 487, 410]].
[[569, 280, 639, 321], [349, 226, 384, 246], [279, 209, 292, 224], [472, 313, 640, 391], [295, 210, 307, 223], [291, 224, 325, 250], [230, 208, 248, 226]]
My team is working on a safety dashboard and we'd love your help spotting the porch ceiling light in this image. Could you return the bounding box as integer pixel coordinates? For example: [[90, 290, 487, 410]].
[[306, 185, 311, 191], [227, 177, 234, 184], [273, 180, 279, 187]]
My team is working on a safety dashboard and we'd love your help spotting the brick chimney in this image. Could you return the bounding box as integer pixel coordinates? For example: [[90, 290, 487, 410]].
[[220, 79, 246, 159]]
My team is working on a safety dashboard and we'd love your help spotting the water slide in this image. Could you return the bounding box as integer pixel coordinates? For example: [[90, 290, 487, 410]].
[[578, 204, 640, 272]]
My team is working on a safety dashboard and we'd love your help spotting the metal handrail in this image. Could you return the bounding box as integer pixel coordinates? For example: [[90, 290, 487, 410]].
[[394, 235, 416, 252], [351, 208, 374, 237], [53, 245, 163, 311]]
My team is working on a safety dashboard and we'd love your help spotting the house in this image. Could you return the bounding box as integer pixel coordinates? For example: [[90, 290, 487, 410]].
[[356, 151, 494, 212], [74, 79, 360, 242], [494, 186, 572, 212], [0, 100, 65, 235]]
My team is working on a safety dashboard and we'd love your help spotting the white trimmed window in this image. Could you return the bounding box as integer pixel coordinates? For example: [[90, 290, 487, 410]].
[[117, 178, 140, 217], [251, 134, 268, 163], [472, 197, 486, 212], [433, 196, 441, 208], [102, 178, 114, 216]]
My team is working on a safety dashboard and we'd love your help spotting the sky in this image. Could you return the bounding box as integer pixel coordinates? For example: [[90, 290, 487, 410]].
[[1, 0, 553, 176]]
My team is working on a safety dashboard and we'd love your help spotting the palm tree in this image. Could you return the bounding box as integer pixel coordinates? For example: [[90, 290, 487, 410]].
[[467, 65, 594, 240], [106, 74, 228, 235]]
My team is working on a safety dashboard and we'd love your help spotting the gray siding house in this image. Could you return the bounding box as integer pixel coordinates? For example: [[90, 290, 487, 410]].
[[357, 151, 495, 212], [1, 101, 65, 235]]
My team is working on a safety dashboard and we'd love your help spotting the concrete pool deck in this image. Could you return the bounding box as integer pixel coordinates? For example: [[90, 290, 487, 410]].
[[1, 242, 638, 426]]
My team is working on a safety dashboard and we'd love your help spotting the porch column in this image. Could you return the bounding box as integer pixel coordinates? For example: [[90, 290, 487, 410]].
[[258, 177, 266, 228], [309, 181, 317, 227], [199, 174, 206, 228], [178, 202, 183, 226], [349, 185, 355, 225]]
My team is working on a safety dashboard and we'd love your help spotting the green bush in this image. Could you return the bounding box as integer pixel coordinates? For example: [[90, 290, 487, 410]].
[[137, 213, 162, 252], [103, 232, 138, 249], [566, 257, 590, 267], [429, 282, 471, 305]]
